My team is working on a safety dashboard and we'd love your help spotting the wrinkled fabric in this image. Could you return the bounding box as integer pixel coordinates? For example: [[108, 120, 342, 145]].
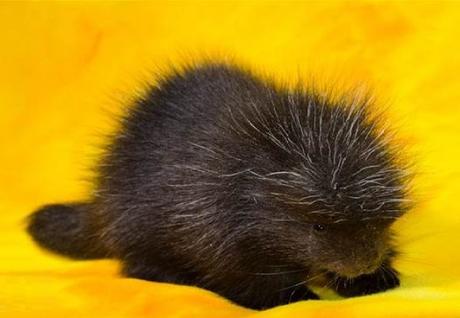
[[1, 1, 460, 317]]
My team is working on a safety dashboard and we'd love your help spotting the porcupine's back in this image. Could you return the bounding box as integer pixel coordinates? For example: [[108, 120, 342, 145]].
[[89, 63, 288, 261]]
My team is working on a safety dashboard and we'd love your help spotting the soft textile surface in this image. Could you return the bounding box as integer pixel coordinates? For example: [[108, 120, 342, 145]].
[[1, 1, 460, 317]]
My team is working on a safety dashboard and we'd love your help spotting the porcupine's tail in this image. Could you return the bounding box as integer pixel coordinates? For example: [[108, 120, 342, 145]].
[[26, 203, 109, 259]]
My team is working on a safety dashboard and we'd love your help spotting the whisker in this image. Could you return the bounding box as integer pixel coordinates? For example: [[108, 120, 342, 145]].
[[379, 264, 390, 287], [279, 271, 326, 292], [247, 269, 305, 276]]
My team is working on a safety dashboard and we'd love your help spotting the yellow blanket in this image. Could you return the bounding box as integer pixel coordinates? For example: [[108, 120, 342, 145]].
[[2, 2, 460, 317]]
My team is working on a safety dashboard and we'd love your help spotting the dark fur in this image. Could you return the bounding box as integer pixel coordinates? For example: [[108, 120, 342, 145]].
[[27, 63, 410, 309]]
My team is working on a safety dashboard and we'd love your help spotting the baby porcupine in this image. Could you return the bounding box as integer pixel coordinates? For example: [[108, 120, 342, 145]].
[[27, 62, 410, 309]]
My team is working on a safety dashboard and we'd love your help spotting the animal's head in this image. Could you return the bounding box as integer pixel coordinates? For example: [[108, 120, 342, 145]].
[[219, 84, 411, 278]]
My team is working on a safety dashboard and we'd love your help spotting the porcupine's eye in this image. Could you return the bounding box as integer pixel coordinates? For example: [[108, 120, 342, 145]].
[[313, 224, 327, 232]]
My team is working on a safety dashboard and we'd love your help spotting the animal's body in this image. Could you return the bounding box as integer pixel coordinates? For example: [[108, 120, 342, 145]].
[[28, 63, 409, 309]]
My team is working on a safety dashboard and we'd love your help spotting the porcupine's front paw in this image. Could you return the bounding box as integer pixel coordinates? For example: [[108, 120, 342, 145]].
[[331, 266, 399, 297]]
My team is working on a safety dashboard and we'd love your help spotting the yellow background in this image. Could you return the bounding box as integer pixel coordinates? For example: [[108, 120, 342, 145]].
[[1, 1, 460, 317]]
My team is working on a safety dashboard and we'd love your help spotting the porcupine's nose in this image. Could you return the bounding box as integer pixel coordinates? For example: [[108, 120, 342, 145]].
[[328, 261, 380, 278], [327, 248, 383, 278]]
